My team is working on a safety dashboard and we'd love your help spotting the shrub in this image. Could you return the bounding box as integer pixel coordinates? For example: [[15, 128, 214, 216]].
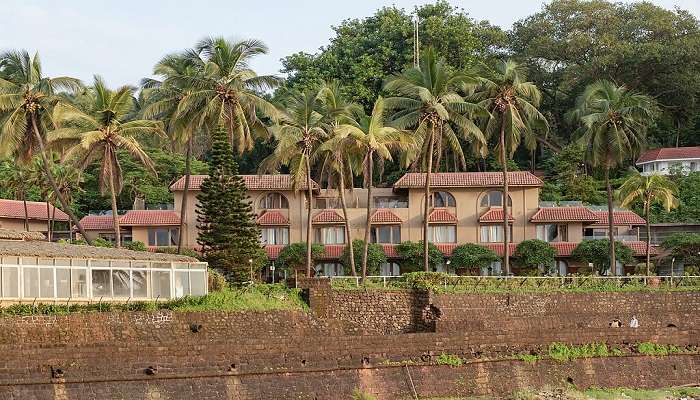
[[340, 239, 387, 275], [91, 237, 114, 248], [277, 243, 325, 273], [155, 246, 202, 259], [208, 268, 228, 292], [402, 271, 451, 291], [571, 240, 633, 275], [662, 233, 700, 268], [435, 353, 463, 367], [450, 243, 499, 274], [395, 241, 444, 273], [548, 342, 611, 362], [515, 239, 557, 275], [637, 342, 684, 356], [519, 354, 540, 364], [123, 240, 147, 252]]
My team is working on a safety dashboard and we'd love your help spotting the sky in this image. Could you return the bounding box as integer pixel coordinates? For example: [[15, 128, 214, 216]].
[[1, 0, 699, 87]]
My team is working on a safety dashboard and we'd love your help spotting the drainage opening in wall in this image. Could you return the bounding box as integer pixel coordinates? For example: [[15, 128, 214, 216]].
[[301, 359, 307, 366], [566, 377, 574, 385], [667, 323, 678, 328]]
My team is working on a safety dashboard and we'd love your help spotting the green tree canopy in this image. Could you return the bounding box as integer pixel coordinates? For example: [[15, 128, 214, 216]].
[[340, 240, 387, 276], [276, 243, 326, 273], [450, 244, 499, 273], [395, 241, 444, 273], [661, 233, 700, 269], [514, 239, 557, 274], [571, 240, 634, 275]]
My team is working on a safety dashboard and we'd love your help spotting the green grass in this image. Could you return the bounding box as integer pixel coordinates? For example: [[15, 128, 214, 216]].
[[436, 353, 464, 367], [636, 342, 685, 356], [519, 354, 540, 364], [0, 284, 307, 316], [547, 342, 622, 362]]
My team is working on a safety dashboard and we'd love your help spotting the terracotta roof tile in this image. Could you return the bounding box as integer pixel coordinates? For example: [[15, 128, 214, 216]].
[[370, 209, 402, 224], [428, 209, 458, 223], [0, 199, 68, 221], [312, 210, 345, 224], [79, 215, 115, 231], [318, 244, 345, 259], [623, 241, 660, 256], [381, 244, 399, 258], [550, 241, 657, 257], [479, 208, 514, 223], [592, 210, 646, 226], [482, 243, 518, 257], [265, 244, 285, 259], [393, 172, 543, 188], [530, 207, 599, 223], [256, 211, 289, 226], [436, 243, 458, 257], [550, 242, 578, 257], [170, 174, 319, 191], [119, 210, 180, 226], [637, 146, 700, 164]]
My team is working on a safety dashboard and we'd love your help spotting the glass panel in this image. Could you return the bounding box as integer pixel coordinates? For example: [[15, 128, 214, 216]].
[[174, 271, 189, 298], [71, 259, 88, 267], [54, 259, 71, 267], [2, 256, 19, 265], [23, 267, 39, 298], [39, 268, 54, 298], [156, 229, 169, 246], [173, 263, 189, 269], [91, 269, 111, 297], [111, 260, 129, 269], [132, 270, 149, 298], [378, 226, 391, 243], [170, 228, 179, 246], [112, 270, 131, 297], [56, 268, 71, 298], [132, 261, 149, 269], [190, 271, 206, 296], [91, 260, 109, 268], [152, 270, 171, 298], [38, 258, 54, 266], [148, 229, 156, 246], [392, 226, 401, 243], [22, 257, 37, 266], [2, 266, 19, 297], [190, 262, 207, 270], [153, 262, 171, 269], [72, 269, 87, 298]]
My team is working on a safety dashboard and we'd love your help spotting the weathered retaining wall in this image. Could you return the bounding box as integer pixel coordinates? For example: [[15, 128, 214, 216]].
[[0, 289, 699, 399]]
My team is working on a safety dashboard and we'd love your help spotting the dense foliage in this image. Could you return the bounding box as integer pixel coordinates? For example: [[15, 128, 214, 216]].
[[276, 243, 326, 273], [661, 233, 700, 269], [395, 241, 445, 272], [571, 240, 634, 275], [340, 240, 387, 276], [449, 244, 499, 274], [514, 239, 557, 274]]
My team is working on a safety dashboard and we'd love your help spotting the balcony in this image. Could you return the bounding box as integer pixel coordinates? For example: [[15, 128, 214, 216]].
[[582, 235, 639, 242]]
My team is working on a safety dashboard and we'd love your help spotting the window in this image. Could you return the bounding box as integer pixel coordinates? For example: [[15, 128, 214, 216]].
[[430, 191, 456, 207], [370, 225, 401, 244], [261, 227, 290, 245], [429, 225, 456, 243], [259, 192, 289, 209], [315, 197, 342, 209], [315, 226, 345, 244], [314, 262, 344, 277], [374, 196, 408, 208], [691, 162, 698, 172], [480, 225, 513, 243], [1, 266, 19, 298], [112, 270, 131, 297], [480, 191, 512, 207], [152, 270, 171, 298], [481, 261, 502, 276], [380, 262, 401, 276], [92, 269, 111, 297], [147, 228, 179, 246], [556, 260, 568, 276], [536, 224, 568, 242], [132, 270, 149, 298]]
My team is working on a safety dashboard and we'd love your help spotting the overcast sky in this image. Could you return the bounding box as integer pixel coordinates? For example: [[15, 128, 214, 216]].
[[1, 0, 698, 87]]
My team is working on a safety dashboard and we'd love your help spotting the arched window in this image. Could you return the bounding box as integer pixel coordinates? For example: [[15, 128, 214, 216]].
[[431, 191, 456, 207], [259, 192, 289, 209], [480, 191, 512, 207]]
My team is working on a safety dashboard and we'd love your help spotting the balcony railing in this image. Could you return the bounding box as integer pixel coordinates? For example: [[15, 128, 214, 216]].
[[583, 235, 638, 241]]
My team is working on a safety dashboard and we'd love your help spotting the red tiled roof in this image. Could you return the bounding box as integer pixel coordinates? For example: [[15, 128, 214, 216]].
[[318, 244, 345, 260], [428, 209, 458, 223], [256, 211, 289, 226], [265, 244, 285, 259], [623, 241, 660, 256], [393, 172, 543, 188], [170, 174, 319, 191], [119, 210, 181, 226], [530, 207, 599, 223], [370, 209, 402, 224], [0, 199, 68, 221], [79, 215, 115, 231], [479, 208, 514, 223], [592, 210, 646, 226], [381, 244, 399, 258], [550, 242, 579, 257], [550, 241, 658, 257], [312, 210, 345, 224], [436, 243, 459, 257], [637, 146, 700, 164], [482, 243, 518, 257]]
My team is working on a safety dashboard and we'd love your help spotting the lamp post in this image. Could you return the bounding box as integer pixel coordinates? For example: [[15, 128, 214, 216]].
[[248, 258, 253, 282]]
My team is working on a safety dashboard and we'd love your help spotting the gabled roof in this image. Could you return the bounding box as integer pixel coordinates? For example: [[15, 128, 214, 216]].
[[265, 244, 285, 259], [592, 210, 646, 226], [317, 244, 345, 260], [119, 210, 181, 226], [550, 241, 657, 257], [479, 208, 514, 223], [0, 199, 68, 221], [370, 209, 402, 224], [312, 210, 345, 224], [482, 243, 518, 257], [393, 171, 543, 189], [381, 244, 399, 258], [79, 215, 115, 231], [428, 209, 458, 223], [256, 211, 290, 226], [623, 241, 660, 256], [637, 146, 700, 164], [530, 207, 599, 223], [170, 174, 319, 191]]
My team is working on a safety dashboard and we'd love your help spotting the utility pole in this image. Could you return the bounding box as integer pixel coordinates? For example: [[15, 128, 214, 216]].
[[413, 15, 420, 67]]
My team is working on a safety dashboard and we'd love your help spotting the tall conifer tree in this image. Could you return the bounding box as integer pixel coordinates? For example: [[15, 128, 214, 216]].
[[196, 129, 266, 283]]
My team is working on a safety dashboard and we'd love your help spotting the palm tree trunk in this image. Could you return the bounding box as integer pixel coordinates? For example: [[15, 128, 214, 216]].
[[51, 205, 56, 240], [361, 151, 374, 280], [22, 192, 29, 232], [423, 131, 435, 272], [305, 156, 314, 278], [338, 171, 356, 277], [177, 137, 192, 253], [645, 200, 651, 276], [30, 114, 91, 244], [45, 199, 51, 242], [605, 167, 616, 276], [500, 114, 511, 275], [108, 173, 121, 248]]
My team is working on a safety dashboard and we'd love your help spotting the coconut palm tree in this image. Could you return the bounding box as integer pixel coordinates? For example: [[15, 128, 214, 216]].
[[472, 60, 549, 275], [334, 97, 415, 279], [619, 171, 678, 275], [568, 81, 657, 275], [0, 50, 91, 241], [174, 37, 280, 154], [317, 82, 362, 276], [0, 161, 32, 231], [50, 163, 83, 241], [384, 48, 487, 272], [49, 76, 163, 247], [142, 51, 203, 253], [260, 88, 328, 277]]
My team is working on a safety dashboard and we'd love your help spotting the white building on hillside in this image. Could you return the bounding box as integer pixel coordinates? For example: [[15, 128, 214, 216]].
[[636, 146, 700, 175]]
